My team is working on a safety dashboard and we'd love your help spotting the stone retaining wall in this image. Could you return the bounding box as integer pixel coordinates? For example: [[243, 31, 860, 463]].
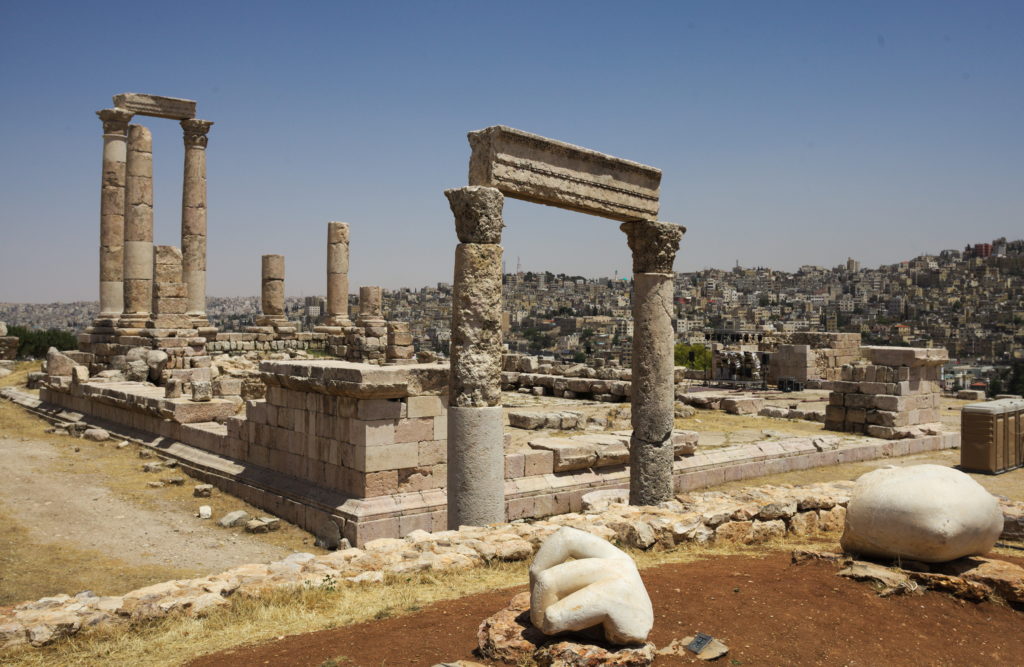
[[2, 478, 1020, 650]]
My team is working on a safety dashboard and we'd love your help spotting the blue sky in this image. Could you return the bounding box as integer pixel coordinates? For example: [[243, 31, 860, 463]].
[[1, 1, 1021, 302]]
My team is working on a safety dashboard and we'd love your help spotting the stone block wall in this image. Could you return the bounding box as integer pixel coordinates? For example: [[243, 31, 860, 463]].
[[206, 331, 327, 354], [766, 333, 862, 383], [325, 321, 414, 365], [222, 361, 449, 498], [824, 346, 947, 439]]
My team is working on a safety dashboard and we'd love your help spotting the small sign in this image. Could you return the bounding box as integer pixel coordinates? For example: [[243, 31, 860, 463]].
[[687, 633, 714, 654]]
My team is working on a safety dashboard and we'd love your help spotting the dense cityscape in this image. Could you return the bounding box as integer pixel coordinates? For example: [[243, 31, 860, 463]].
[[3, 236, 1022, 372]]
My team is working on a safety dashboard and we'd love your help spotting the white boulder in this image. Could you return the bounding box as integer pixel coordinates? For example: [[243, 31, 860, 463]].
[[841, 464, 1003, 563], [529, 526, 653, 645]]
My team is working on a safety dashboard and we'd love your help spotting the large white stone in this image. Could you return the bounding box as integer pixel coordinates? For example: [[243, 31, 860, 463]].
[[841, 465, 1003, 563], [529, 527, 653, 645]]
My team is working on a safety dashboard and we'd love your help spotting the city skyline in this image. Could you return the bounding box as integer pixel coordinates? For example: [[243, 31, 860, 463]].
[[2, 1, 1022, 302]]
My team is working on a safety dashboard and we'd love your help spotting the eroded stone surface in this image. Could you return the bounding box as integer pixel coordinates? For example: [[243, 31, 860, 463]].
[[467, 125, 661, 223], [841, 465, 1003, 563], [530, 527, 653, 645], [445, 186, 504, 244]]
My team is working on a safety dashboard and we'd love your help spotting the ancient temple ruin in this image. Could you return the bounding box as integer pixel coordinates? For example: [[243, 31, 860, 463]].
[[26, 110, 960, 548], [445, 126, 684, 524]]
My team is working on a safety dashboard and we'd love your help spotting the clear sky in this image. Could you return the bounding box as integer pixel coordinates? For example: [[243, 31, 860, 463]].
[[1, 1, 1021, 302]]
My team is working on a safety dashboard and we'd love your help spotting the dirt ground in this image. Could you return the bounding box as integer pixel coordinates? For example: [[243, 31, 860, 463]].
[[189, 550, 1024, 667], [0, 370, 322, 604]]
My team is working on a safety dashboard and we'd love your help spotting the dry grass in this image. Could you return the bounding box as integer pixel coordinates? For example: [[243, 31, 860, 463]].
[[0, 361, 42, 395], [2, 539, 812, 667], [0, 505, 198, 605], [0, 389, 324, 605]]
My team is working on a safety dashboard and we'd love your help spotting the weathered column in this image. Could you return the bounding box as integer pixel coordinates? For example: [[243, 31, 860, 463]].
[[621, 220, 684, 506], [357, 286, 384, 324], [120, 124, 154, 326], [259, 254, 286, 322], [180, 119, 214, 326], [445, 186, 506, 528], [325, 222, 351, 326], [96, 108, 133, 320]]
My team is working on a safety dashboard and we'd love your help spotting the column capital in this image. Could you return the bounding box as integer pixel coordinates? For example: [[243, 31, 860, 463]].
[[97, 108, 133, 135], [181, 119, 214, 148], [620, 220, 686, 273], [445, 185, 504, 244]]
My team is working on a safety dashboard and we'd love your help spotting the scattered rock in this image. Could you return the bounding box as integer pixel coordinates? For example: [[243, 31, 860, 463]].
[[218, 510, 250, 528], [534, 640, 657, 666], [163, 477, 185, 486], [147, 481, 164, 488], [245, 519, 269, 534], [193, 484, 213, 498], [198, 506, 212, 519], [82, 428, 109, 442], [116, 441, 129, 449], [837, 561, 917, 597], [142, 462, 163, 473], [940, 557, 1024, 603], [659, 636, 730, 661], [477, 591, 544, 663]]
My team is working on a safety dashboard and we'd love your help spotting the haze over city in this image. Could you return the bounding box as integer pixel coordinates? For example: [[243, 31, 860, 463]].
[[1, 1, 1021, 303]]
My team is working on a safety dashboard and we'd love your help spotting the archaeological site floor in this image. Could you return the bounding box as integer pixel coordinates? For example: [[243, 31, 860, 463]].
[[188, 549, 1024, 666]]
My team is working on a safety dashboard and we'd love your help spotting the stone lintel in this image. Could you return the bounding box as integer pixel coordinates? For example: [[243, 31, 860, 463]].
[[259, 360, 449, 399], [112, 92, 197, 120], [467, 125, 661, 223]]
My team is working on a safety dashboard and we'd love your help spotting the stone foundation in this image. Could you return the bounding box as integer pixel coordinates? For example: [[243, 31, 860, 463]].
[[15, 357, 960, 546]]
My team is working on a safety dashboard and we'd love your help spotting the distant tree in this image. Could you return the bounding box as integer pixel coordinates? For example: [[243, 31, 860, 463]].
[[674, 343, 711, 370], [7, 326, 78, 358], [987, 376, 1004, 398], [1008, 360, 1024, 396]]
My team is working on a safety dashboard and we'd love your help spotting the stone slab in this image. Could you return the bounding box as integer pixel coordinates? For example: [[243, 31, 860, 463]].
[[467, 125, 661, 222], [112, 92, 197, 120], [260, 360, 449, 398]]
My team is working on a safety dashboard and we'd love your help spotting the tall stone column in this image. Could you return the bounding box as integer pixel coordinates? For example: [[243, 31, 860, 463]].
[[621, 220, 684, 506], [324, 222, 351, 326], [96, 108, 133, 320], [444, 186, 506, 528], [259, 254, 286, 323], [120, 124, 154, 327], [180, 119, 214, 326]]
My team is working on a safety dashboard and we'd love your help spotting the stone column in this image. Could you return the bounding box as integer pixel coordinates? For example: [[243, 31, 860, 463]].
[[444, 186, 506, 528], [357, 286, 384, 324], [120, 124, 154, 327], [96, 108, 133, 320], [324, 222, 351, 326], [259, 254, 285, 322], [620, 220, 684, 506], [180, 119, 214, 326]]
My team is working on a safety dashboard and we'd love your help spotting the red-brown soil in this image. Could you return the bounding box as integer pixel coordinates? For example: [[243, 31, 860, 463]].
[[189, 552, 1024, 667]]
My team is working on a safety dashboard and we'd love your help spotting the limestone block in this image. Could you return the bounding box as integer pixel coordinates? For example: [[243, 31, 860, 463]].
[[191, 380, 213, 402], [841, 465, 1003, 563], [721, 397, 765, 415], [529, 527, 653, 645], [468, 125, 661, 223], [46, 347, 76, 376]]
